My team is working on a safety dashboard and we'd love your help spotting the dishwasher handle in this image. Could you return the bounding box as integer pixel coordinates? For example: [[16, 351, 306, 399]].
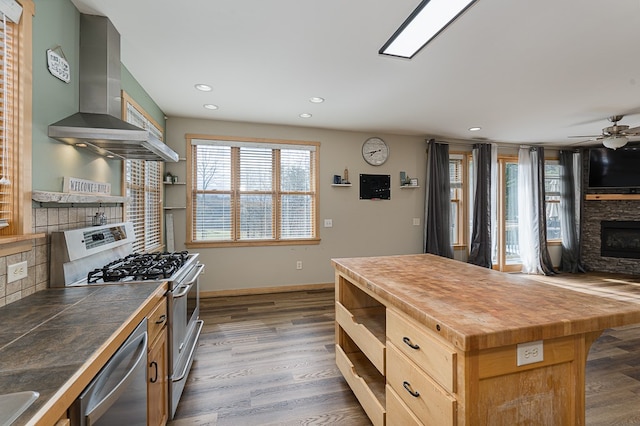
[[85, 328, 148, 423]]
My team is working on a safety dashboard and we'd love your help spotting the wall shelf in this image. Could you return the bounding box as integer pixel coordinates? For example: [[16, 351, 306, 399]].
[[400, 185, 420, 189], [332, 183, 352, 187], [164, 207, 186, 210], [32, 190, 129, 204]]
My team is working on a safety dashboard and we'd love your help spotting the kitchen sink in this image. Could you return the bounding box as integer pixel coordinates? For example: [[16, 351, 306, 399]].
[[0, 391, 39, 426]]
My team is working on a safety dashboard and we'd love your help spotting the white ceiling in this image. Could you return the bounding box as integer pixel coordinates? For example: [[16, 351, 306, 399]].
[[69, 0, 640, 147]]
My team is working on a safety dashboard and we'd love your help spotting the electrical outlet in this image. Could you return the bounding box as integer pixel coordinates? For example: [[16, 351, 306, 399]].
[[8, 261, 28, 283], [517, 340, 544, 366], [413, 218, 420, 226], [296, 261, 303, 270], [324, 219, 333, 228]]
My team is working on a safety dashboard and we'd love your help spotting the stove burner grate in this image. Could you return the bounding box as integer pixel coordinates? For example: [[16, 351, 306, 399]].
[[87, 251, 189, 283]]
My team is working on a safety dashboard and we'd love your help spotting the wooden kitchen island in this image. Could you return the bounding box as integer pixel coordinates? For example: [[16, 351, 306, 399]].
[[332, 254, 640, 426]]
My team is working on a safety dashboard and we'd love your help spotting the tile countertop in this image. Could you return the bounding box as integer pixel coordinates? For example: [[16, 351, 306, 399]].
[[332, 254, 640, 352], [0, 282, 167, 426]]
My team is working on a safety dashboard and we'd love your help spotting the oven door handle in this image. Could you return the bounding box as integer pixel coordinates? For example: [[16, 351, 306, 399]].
[[172, 319, 204, 382], [172, 264, 205, 299]]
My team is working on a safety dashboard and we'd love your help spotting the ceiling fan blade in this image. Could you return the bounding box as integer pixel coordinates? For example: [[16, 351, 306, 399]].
[[623, 126, 640, 134], [568, 135, 601, 138]]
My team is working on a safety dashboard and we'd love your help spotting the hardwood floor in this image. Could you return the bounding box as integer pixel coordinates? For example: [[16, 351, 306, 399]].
[[169, 277, 640, 425], [169, 289, 370, 425]]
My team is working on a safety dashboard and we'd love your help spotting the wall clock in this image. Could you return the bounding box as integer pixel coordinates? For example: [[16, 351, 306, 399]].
[[362, 137, 389, 166]]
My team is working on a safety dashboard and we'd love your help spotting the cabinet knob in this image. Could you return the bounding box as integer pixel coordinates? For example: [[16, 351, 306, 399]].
[[402, 336, 420, 350]]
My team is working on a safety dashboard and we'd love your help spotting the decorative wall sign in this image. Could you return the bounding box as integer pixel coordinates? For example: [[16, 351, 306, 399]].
[[63, 177, 111, 195], [47, 47, 70, 83]]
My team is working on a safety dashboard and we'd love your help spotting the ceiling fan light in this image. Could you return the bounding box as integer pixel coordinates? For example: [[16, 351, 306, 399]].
[[602, 135, 628, 150]]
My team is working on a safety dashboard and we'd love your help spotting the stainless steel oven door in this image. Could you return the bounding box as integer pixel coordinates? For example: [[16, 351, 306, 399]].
[[168, 262, 204, 418]]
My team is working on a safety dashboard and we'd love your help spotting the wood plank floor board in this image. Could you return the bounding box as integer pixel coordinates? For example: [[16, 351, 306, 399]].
[[170, 277, 640, 425]]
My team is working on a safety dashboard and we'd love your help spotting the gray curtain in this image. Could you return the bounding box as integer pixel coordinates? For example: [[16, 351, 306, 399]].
[[424, 139, 453, 258], [468, 143, 492, 268], [559, 150, 585, 273]]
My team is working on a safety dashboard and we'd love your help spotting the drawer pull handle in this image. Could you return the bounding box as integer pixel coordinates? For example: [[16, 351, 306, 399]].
[[403, 381, 420, 398], [150, 361, 158, 383], [155, 314, 167, 325], [402, 336, 420, 350]]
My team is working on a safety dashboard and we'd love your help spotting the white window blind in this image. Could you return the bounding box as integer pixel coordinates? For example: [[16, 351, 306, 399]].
[[190, 138, 318, 245], [124, 94, 164, 252], [0, 13, 14, 228]]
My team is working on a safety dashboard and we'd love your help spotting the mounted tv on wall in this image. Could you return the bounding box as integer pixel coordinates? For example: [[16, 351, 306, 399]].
[[360, 174, 391, 200], [588, 142, 640, 189]]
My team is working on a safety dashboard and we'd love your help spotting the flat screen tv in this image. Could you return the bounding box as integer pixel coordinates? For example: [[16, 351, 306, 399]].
[[588, 143, 640, 189], [360, 174, 390, 200]]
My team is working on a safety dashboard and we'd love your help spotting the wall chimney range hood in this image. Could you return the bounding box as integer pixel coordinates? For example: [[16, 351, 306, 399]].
[[48, 14, 178, 162]]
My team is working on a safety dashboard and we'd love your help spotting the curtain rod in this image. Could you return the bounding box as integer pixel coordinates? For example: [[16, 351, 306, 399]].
[[424, 137, 574, 151]]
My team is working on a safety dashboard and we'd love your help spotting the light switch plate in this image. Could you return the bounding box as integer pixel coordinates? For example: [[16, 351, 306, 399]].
[[324, 219, 333, 228]]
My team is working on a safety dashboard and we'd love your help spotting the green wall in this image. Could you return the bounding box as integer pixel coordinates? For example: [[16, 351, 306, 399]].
[[32, 0, 165, 194]]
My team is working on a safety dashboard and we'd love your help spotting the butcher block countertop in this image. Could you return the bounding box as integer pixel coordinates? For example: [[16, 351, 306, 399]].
[[0, 282, 166, 426], [332, 254, 640, 352]]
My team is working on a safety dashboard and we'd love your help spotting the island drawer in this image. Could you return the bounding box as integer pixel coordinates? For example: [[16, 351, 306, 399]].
[[336, 301, 385, 373], [387, 309, 456, 393], [335, 343, 386, 426], [386, 384, 424, 426], [386, 342, 456, 426], [147, 297, 168, 344]]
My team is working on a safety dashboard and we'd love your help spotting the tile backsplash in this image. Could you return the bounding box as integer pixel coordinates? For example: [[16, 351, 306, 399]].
[[0, 205, 123, 307]]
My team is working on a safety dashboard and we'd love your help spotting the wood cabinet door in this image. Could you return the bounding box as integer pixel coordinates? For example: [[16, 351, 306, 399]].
[[148, 326, 168, 426]]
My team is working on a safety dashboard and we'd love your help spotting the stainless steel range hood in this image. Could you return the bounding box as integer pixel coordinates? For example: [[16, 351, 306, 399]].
[[48, 14, 178, 162]]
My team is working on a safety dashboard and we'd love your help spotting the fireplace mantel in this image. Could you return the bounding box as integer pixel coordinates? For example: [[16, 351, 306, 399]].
[[586, 194, 640, 201]]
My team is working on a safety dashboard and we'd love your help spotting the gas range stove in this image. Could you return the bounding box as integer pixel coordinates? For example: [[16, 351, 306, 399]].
[[49, 222, 204, 419], [49, 222, 198, 288], [87, 251, 191, 283]]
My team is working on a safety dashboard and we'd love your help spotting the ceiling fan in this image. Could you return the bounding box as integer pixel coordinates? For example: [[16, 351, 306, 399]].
[[569, 115, 640, 149]]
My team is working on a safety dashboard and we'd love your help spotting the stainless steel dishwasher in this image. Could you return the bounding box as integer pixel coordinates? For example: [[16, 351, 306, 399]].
[[70, 319, 148, 426]]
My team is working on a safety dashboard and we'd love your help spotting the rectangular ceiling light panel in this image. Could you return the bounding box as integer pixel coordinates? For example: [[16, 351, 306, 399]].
[[380, 0, 478, 59]]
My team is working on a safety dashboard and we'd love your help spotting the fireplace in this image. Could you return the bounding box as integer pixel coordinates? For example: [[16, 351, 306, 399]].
[[601, 221, 640, 259]]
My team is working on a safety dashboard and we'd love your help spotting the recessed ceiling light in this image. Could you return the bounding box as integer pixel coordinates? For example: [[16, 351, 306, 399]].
[[309, 97, 325, 103], [299, 113, 312, 118], [468, 126, 482, 132], [106, 154, 115, 158], [194, 83, 213, 92], [76, 143, 87, 148], [203, 104, 219, 110]]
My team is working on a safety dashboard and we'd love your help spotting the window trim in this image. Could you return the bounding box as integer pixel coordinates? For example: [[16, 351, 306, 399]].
[[185, 134, 320, 248], [449, 151, 468, 249]]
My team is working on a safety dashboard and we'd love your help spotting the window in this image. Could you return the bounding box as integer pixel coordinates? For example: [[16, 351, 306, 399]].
[[187, 135, 319, 247], [544, 160, 561, 241], [494, 157, 521, 272], [494, 157, 560, 271], [122, 92, 164, 252], [449, 154, 466, 246], [0, 1, 33, 236]]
